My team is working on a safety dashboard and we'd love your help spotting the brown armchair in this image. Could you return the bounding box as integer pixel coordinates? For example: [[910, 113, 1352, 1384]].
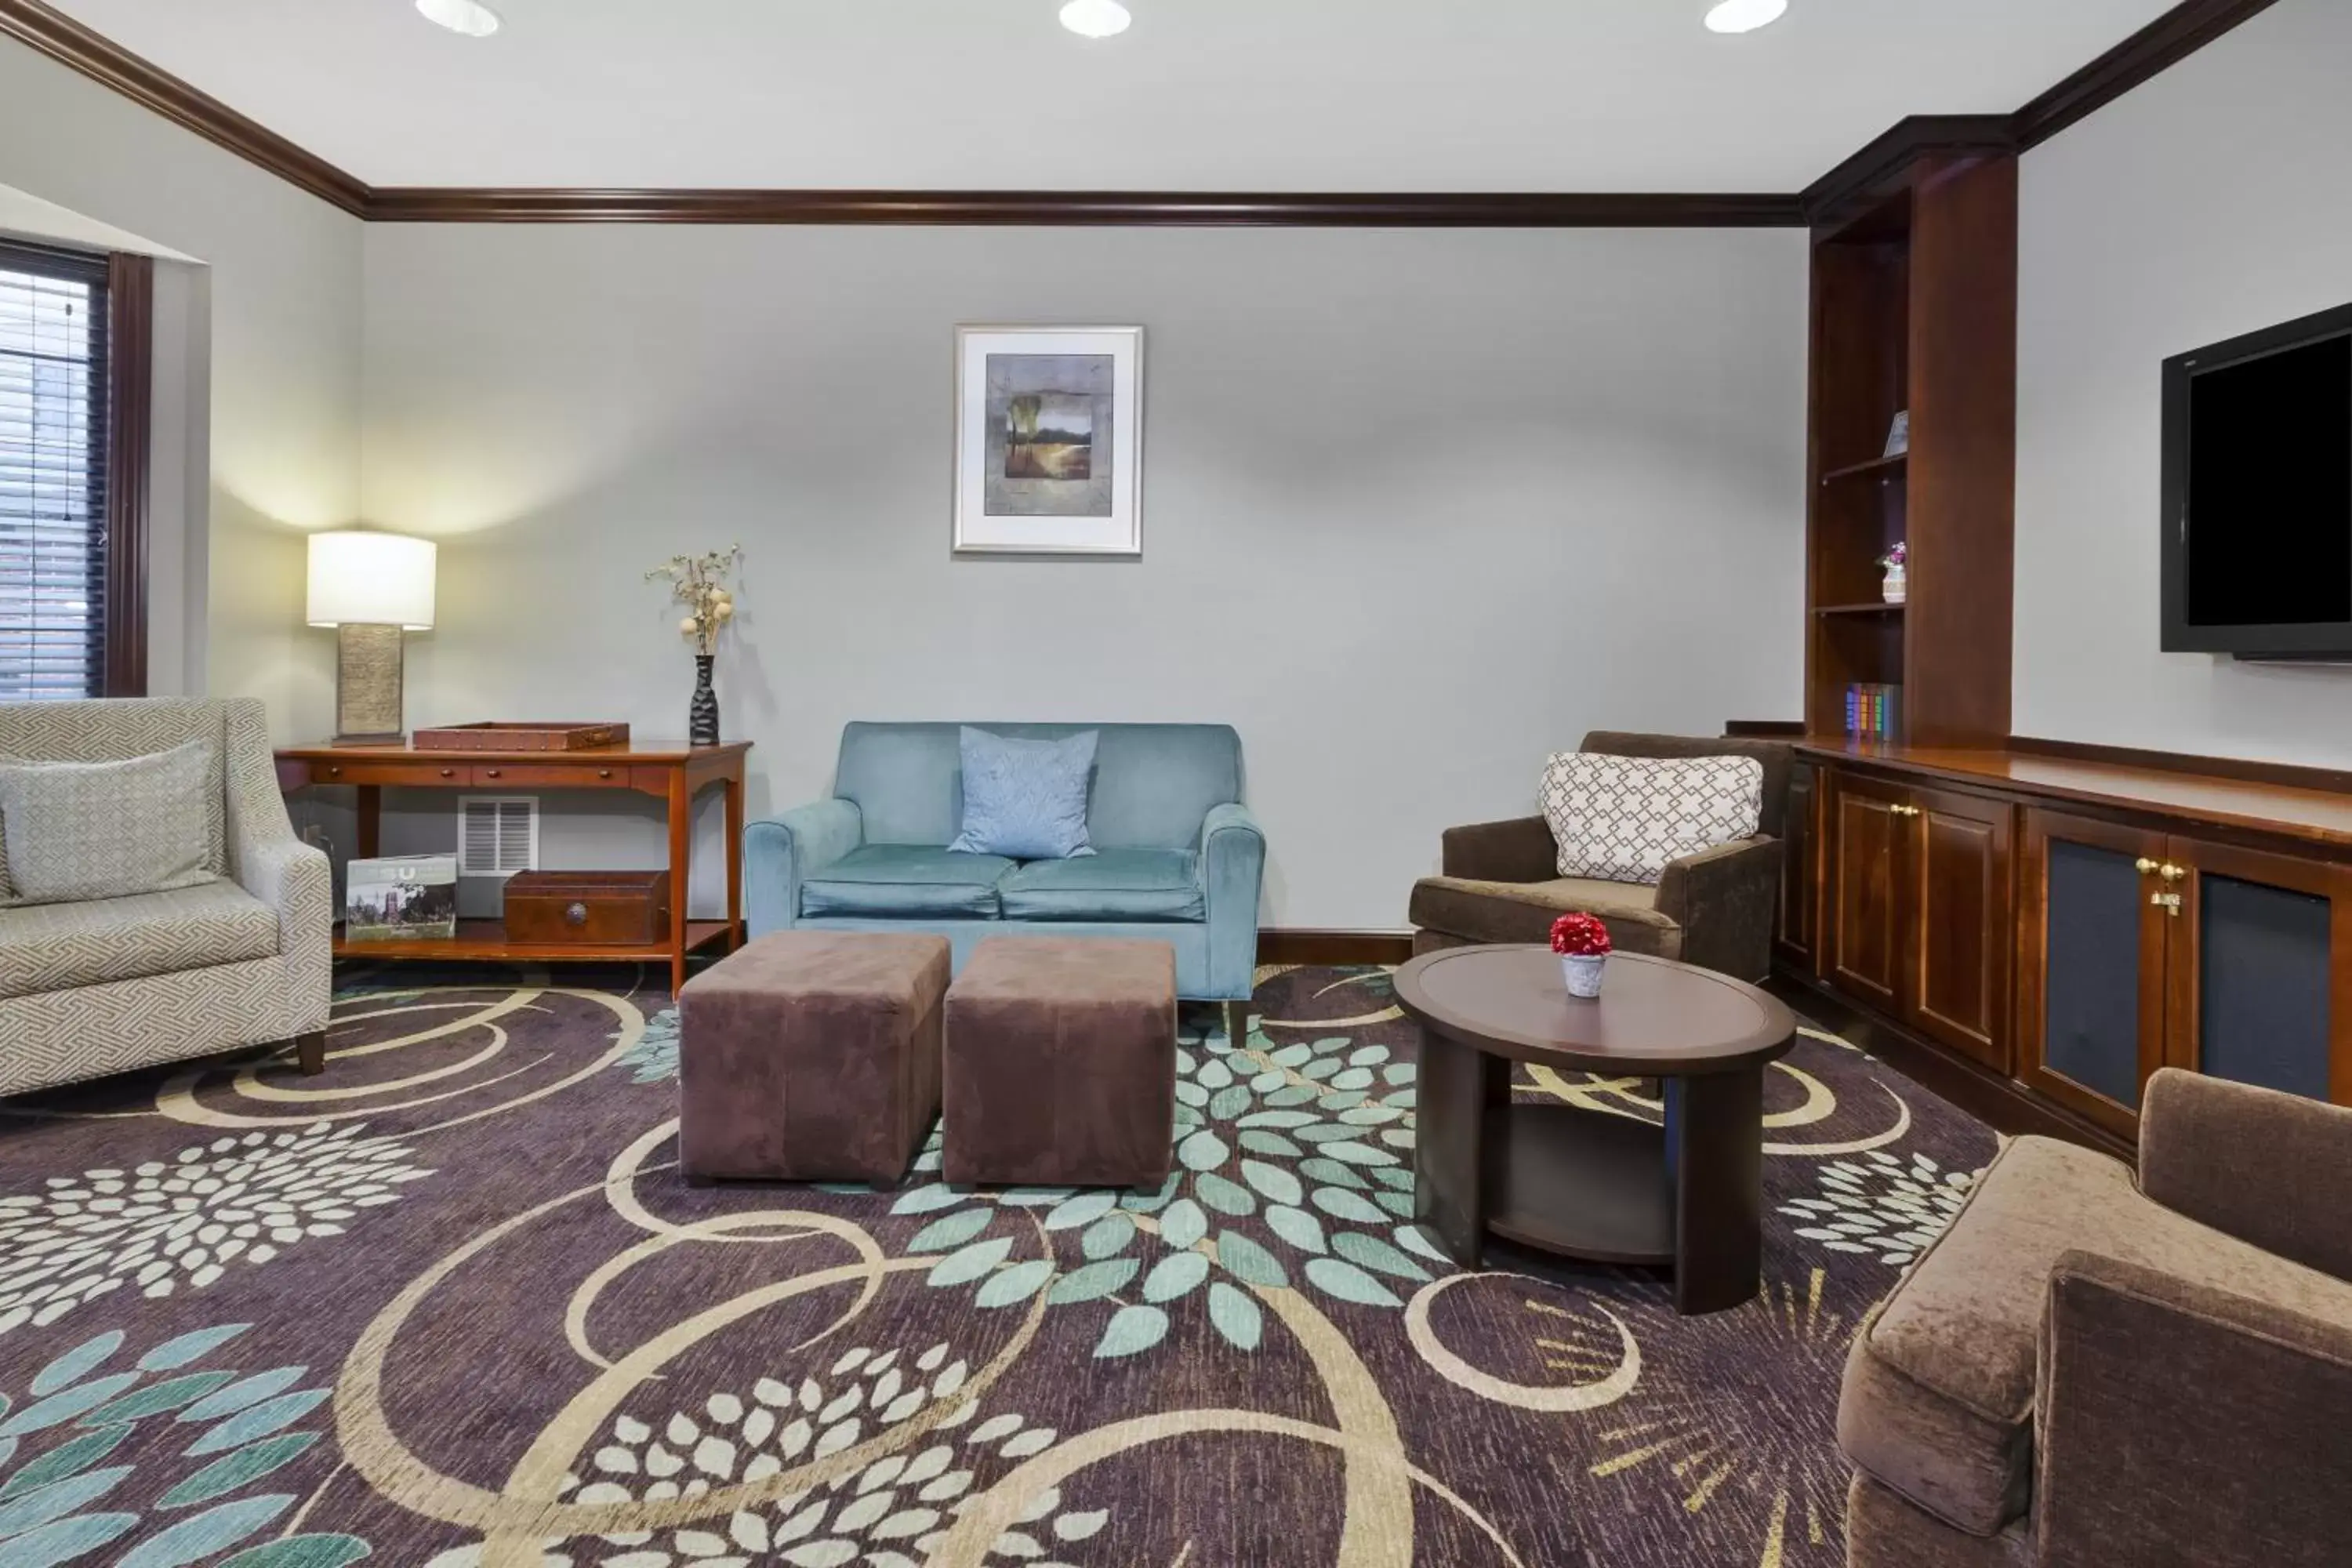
[[1406, 731, 1791, 981], [1841, 1070, 2352, 1568]]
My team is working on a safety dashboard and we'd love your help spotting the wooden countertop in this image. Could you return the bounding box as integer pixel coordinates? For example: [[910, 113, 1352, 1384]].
[[1798, 739, 2352, 851]]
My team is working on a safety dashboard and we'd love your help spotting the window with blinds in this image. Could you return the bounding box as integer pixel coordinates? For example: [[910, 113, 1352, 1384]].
[[0, 243, 111, 702]]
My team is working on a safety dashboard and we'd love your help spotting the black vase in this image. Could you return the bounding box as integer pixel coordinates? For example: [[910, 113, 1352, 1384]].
[[688, 654, 720, 747]]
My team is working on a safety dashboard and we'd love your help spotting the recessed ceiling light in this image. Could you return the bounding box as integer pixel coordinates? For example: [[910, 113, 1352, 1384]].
[[1704, 0, 1787, 34], [1059, 0, 1132, 39], [416, 0, 501, 38]]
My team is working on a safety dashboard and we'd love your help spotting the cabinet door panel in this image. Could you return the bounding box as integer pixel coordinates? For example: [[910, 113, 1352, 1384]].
[[1775, 763, 1821, 974], [2168, 838, 2352, 1107], [1905, 787, 2013, 1072], [2018, 809, 2167, 1137], [1828, 775, 1904, 1010]]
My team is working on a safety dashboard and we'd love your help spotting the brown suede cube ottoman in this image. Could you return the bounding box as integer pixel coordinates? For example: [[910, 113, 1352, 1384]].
[[943, 937, 1177, 1188], [677, 931, 950, 1184]]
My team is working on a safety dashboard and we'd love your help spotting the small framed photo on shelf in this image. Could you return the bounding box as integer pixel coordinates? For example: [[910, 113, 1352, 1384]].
[[953, 325, 1144, 557], [1883, 410, 1911, 459]]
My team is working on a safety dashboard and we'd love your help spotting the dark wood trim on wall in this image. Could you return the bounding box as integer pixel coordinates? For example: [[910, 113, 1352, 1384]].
[[0, 0, 367, 216], [2011, 0, 2283, 150], [368, 188, 1805, 227], [103, 250, 151, 699], [0, 0, 2281, 229], [1258, 930, 1414, 966], [2008, 735, 2352, 800]]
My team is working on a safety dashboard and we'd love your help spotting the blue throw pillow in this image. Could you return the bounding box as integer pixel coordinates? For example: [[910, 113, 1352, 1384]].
[[948, 728, 1099, 859]]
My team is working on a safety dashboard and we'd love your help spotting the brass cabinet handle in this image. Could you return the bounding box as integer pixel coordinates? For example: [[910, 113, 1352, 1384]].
[[327, 766, 342, 779], [597, 768, 613, 779], [438, 768, 456, 779], [2136, 858, 2161, 875], [484, 768, 502, 779], [2160, 863, 2187, 882], [1891, 804, 1922, 818]]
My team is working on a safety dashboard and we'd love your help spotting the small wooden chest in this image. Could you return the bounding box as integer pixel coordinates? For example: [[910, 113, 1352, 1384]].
[[503, 870, 671, 946]]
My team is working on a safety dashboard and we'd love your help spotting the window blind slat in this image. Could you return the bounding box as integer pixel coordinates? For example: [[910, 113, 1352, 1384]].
[[0, 244, 110, 704]]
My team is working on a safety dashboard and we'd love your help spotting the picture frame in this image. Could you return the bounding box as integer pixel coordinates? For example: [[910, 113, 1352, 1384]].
[[953, 325, 1144, 557]]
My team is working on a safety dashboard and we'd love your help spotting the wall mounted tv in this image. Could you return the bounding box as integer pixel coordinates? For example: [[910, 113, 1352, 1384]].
[[2161, 300, 2352, 660]]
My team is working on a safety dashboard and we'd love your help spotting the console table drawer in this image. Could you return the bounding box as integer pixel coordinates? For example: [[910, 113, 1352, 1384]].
[[310, 760, 472, 787], [470, 762, 633, 789]]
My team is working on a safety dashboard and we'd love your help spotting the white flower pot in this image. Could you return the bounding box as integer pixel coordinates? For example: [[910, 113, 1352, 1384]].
[[1882, 564, 1907, 604], [1562, 953, 1608, 999]]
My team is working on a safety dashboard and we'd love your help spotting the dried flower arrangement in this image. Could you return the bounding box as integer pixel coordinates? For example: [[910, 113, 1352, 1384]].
[[646, 546, 743, 656]]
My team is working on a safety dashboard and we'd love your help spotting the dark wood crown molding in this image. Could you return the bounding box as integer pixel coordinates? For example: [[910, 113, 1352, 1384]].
[[0, 0, 2288, 226], [365, 187, 1804, 227], [0, 0, 366, 216], [1799, 114, 2016, 228], [2012, 0, 2283, 151]]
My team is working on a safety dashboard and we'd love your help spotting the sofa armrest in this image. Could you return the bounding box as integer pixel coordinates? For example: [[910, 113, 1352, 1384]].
[[744, 798, 863, 935], [1198, 803, 1265, 1003], [222, 699, 329, 1036], [2140, 1069, 2352, 1282], [1439, 816, 1555, 883], [2035, 1249, 2352, 1568], [1652, 835, 1779, 982]]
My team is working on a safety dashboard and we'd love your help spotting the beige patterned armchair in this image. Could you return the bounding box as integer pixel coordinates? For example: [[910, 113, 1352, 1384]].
[[0, 698, 331, 1094]]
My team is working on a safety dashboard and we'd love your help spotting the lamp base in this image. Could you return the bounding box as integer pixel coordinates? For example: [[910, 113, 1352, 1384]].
[[333, 622, 405, 746]]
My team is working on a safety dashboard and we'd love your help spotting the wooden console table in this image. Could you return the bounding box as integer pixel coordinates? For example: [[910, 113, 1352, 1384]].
[[275, 739, 750, 993]]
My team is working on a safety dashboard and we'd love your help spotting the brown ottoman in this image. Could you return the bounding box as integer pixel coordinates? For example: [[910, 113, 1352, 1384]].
[[677, 931, 950, 1184], [943, 937, 1177, 1188]]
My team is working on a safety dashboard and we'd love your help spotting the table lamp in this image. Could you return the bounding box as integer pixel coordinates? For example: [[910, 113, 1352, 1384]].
[[307, 530, 436, 745]]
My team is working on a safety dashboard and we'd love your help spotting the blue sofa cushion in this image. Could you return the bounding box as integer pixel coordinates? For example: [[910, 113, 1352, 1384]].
[[800, 845, 1014, 920], [998, 849, 1205, 923], [946, 727, 1098, 860], [833, 722, 1240, 851]]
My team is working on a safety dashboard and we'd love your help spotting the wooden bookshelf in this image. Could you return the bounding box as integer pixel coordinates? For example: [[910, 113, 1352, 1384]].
[[1803, 150, 2016, 748]]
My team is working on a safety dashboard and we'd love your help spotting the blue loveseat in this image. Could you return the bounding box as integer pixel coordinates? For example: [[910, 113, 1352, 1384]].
[[745, 722, 1264, 1010]]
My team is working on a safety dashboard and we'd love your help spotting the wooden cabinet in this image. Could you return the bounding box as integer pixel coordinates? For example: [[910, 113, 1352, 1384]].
[[1824, 770, 2016, 1072], [2022, 811, 2352, 1136], [1775, 761, 1823, 975], [1828, 772, 1905, 1009]]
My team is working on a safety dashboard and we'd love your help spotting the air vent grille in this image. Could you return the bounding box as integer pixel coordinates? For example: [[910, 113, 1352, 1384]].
[[459, 796, 537, 877]]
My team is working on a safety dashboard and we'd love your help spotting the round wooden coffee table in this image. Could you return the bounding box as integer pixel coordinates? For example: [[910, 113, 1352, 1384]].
[[1394, 944, 1796, 1315]]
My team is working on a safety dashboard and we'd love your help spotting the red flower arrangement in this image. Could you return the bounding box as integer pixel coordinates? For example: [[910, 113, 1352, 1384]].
[[1551, 913, 1612, 957]]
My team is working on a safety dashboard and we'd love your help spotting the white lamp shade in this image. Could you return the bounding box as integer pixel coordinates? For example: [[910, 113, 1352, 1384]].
[[307, 532, 437, 630]]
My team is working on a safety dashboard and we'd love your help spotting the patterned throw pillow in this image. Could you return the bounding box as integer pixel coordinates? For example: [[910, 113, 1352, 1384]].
[[947, 728, 1099, 860], [1539, 751, 1765, 887], [0, 739, 218, 906]]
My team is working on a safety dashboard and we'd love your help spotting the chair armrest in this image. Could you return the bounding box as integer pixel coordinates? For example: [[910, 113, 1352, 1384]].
[[1652, 836, 1779, 982], [2035, 1250, 2352, 1568], [223, 699, 329, 1036], [743, 798, 862, 935], [1439, 817, 1555, 883], [1197, 804, 1265, 1002], [2140, 1069, 2352, 1281]]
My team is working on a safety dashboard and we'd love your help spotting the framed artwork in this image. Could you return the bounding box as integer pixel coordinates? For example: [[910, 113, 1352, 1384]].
[[953, 325, 1143, 556]]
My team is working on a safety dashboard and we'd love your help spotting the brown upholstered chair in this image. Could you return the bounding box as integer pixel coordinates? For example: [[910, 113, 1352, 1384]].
[[1841, 1070, 2352, 1568], [1406, 731, 1790, 981]]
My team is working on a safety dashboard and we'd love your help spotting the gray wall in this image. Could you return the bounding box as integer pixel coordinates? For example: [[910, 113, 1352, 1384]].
[[0, 35, 363, 736], [359, 223, 1807, 927], [2015, 0, 2352, 763]]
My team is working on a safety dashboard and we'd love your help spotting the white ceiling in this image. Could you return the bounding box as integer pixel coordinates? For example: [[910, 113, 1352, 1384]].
[[49, 0, 2183, 191]]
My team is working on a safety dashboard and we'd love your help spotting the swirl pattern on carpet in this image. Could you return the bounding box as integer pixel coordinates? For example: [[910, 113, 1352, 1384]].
[[0, 963, 1995, 1567]]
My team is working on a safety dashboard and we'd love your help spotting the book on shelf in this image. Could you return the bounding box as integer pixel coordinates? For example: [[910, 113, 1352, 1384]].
[[1844, 682, 1904, 741]]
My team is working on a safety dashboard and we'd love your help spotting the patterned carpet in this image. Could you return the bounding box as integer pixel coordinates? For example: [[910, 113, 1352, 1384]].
[[0, 963, 1995, 1568]]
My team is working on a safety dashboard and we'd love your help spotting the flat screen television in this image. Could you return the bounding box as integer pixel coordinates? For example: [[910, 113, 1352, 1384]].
[[2161, 300, 2352, 659]]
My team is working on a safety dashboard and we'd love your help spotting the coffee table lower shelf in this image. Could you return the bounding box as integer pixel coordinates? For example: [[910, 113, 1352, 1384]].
[[332, 918, 739, 965], [1483, 1103, 1675, 1267]]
